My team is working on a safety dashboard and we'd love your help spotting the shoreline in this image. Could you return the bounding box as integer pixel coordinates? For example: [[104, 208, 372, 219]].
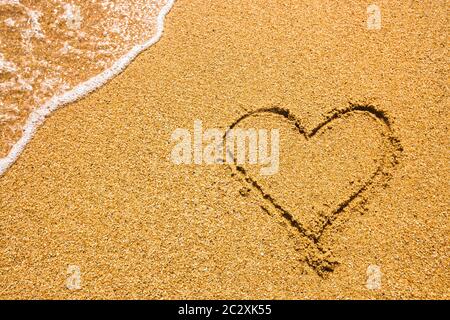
[[0, 0, 176, 176]]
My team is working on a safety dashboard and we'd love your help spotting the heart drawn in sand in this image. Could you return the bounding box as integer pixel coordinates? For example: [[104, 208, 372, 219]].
[[225, 104, 402, 274]]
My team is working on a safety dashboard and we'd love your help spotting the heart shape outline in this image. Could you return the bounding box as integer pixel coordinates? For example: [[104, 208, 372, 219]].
[[224, 103, 403, 275]]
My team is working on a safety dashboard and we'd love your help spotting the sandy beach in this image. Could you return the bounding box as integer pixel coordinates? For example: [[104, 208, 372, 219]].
[[0, 0, 448, 299]]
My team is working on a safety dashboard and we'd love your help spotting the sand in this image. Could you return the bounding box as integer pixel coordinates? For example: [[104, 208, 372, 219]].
[[0, 0, 448, 299]]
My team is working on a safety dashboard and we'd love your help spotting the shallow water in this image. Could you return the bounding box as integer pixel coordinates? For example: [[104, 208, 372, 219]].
[[0, 0, 171, 172]]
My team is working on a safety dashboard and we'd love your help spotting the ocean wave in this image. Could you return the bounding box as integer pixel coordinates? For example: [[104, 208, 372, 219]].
[[0, 0, 175, 176]]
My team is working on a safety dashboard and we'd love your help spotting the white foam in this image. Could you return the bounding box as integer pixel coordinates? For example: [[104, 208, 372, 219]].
[[0, 53, 17, 73], [4, 18, 16, 27], [61, 3, 82, 30], [0, 0, 20, 5], [0, 0, 175, 176]]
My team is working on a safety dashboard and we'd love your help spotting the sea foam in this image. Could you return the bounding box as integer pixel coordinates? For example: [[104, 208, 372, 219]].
[[0, 0, 175, 176]]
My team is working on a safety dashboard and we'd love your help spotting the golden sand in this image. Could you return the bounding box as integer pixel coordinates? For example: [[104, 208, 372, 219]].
[[0, 0, 448, 299]]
